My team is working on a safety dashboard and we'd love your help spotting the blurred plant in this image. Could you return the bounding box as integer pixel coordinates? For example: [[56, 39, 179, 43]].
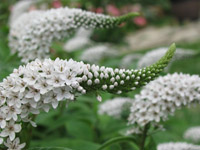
[[184, 126, 200, 143], [98, 97, 132, 119], [80, 45, 118, 64], [63, 28, 93, 52], [137, 47, 197, 71], [157, 142, 200, 150], [9, 0, 39, 26]]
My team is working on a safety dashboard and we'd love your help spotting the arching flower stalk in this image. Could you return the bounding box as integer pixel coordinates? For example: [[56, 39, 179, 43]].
[[184, 126, 200, 143], [127, 73, 200, 135], [9, 7, 139, 63], [0, 44, 175, 149], [157, 142, 200, 150]]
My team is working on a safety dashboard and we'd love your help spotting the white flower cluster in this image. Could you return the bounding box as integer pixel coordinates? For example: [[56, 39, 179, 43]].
[[9, 0, 37, 26], [63, 28, 93, 52], [157, 142, 200, 150], [127, 73, 200, 134], [80, 45, 119, 63], [0, 51, 174, 148], [184, 126, 200, 143], [138, 47, 197, 69], [98, 97, 132, 119], [9, 7, 135, 63]]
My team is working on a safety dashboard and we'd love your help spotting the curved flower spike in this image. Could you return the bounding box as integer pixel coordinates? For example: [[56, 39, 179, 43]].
[[0, 44, 175, 147], [9, 7, 139, 63]]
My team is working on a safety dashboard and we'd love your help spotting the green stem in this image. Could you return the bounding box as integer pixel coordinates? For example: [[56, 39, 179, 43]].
[[97, 136, 139, 150], [139, 124, 150, 150]]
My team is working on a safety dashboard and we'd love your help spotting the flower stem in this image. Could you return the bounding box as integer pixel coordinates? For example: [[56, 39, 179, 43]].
[[139, 124, 150, 150], [97, 136, 138, 150]]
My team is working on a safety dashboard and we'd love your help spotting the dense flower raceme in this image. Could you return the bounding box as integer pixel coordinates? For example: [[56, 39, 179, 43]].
[[137, 47, 197, 69], [9, 0, 37, 26], [127, 73, 200, 134], [0, 45, 175, 148], [9, 7, 139, 63], [157, 142, 200, 150], [98, 97, 132, 119], [63, 28, 93, 52], [80, 45, 119, 63], [184, 126, 200, 143]]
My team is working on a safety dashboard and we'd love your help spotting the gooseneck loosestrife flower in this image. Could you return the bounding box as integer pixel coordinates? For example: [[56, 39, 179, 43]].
[[9, 7, 139, 63], [0, 44, 175, 148], [127, 73, 200, 134]]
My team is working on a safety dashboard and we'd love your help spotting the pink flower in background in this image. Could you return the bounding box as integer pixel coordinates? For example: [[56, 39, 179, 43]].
[[52, 0, 62, 8], [96, 7, 104, 14], [133, 16, 147, 27], [106, 4, 120, 16]]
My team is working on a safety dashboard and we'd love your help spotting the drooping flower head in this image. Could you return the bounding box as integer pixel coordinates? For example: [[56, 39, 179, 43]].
[[157, 142, 200, 150], [0, 44, 175, 147], [9, 7, 139, 63], [184, 126, 200, 143], [127, 73, 200, 134]]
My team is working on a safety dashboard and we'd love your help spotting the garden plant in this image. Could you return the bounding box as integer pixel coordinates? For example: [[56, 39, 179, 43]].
[[1, 0, 200, 150]]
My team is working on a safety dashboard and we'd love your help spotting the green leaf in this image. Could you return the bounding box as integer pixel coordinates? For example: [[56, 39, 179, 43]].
[[65, 120, 95, 141], [28, 147, 72, 150], [31, 138, 100, 150]]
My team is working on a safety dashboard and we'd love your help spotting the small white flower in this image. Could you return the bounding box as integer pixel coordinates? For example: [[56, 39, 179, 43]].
[[4, 137, 25, 150], [1, 120, 21, 141]]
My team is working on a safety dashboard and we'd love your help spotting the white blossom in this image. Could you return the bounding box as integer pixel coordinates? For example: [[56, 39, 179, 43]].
[[184, 126, 200, 143], [157, 142, 200, 150], [98, 97, 132, 119], [9, 7, 135, 63], [80, 45, 118, 63], [4, 137, 25, 150], [127, 73, 200, 134]]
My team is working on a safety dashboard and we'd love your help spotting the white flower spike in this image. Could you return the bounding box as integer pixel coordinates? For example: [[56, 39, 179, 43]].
[[9, 7, 139, 63], [0, 44, 175, 148]]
